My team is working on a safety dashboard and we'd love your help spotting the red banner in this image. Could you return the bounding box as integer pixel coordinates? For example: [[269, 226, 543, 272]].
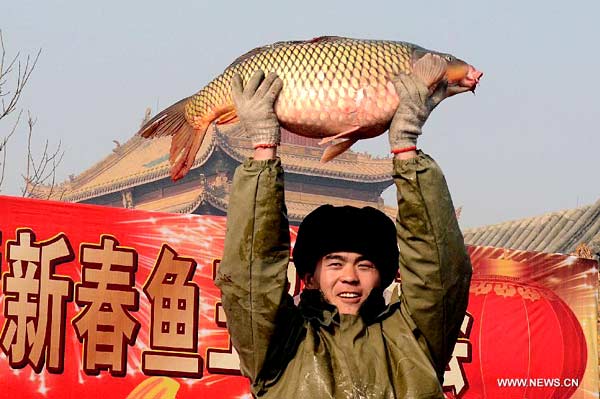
[[0, 196, 597, 398], [442, 247, 598, 399]]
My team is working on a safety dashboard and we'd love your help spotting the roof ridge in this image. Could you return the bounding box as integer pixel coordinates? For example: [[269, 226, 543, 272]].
[[70, 135, 146, 188], [62, 138, 218, 203], [464, 202, 593, 234], [27, 134, 148, 198]]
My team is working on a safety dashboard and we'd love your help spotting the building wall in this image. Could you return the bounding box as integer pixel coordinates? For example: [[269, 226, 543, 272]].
[[286, 173, 388, 203]]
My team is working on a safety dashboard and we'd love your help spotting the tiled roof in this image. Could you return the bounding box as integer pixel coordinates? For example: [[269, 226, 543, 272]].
[[135, 187, 205, 213], [145, 179, 396, 223], [463, 199, 600, 256], [29, 125, 392, 201], [28, 132, 216, 202], [216, 125, 392, 183]]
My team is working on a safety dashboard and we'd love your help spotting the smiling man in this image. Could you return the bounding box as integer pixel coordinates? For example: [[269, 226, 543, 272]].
[[307, 252, 381, 314], [292, 203, 399, 319], [216, 61, 472, 399]]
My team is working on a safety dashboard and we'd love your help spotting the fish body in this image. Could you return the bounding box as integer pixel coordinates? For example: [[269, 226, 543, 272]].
[[139, 36, 482, 180]]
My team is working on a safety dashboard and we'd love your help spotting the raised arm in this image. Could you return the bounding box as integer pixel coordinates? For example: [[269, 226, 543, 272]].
[[215, 72, 298, 383], [393, 153, 472, 380], [389, 55, 473, 381], [216, 155, 293, 380]]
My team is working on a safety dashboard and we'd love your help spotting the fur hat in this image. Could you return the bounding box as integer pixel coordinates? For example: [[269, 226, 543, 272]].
[[292, 205, 399, 288]]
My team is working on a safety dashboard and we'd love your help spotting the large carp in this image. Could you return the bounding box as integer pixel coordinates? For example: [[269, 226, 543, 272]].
[[138, 36, 482, 181]]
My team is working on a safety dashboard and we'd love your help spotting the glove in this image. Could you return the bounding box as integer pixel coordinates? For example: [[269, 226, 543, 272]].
[[231, 70, 283, 148], [389, 54, 448, 153]]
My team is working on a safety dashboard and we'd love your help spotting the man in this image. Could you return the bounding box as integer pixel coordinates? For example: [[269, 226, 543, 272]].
[[215, 57, 472, 398]]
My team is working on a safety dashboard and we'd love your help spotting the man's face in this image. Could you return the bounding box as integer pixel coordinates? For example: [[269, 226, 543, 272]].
[[304, 252, 381, 315]]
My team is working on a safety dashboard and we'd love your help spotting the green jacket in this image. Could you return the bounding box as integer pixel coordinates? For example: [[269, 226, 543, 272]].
[[215, 153, 472, 398]]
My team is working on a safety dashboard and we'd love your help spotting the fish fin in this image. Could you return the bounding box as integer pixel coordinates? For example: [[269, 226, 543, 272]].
[[137, 97, 191, 138], [412, 54, 448, 89], [320, 138, 358, 163], [214, 107, 239, 125], [228, 47, 269, 69], [169, 123, 208, 181], [318, 126, 360, 145], [308, 36, 343, 43]]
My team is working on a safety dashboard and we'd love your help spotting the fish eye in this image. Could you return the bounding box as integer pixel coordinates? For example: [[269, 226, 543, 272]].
[[443, 54, 453, 62]]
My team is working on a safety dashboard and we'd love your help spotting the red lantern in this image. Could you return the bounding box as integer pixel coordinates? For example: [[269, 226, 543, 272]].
[[456, 275, 587, 399]]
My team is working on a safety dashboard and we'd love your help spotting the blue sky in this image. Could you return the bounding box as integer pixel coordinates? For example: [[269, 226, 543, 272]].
[[2, 0, 599, 228]]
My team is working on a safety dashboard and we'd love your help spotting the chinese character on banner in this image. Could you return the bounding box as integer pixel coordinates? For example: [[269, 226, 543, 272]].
[[1, 229, 74, 373], [206, 259, 241, 375], [142, 244, 202, 378], [443, 313, 473, 397], [72, 235, 140, 376]]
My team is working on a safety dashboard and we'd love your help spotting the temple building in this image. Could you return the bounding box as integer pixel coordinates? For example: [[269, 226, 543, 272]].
[[28, 119, 600, 259], [29, 125, 396, 224]]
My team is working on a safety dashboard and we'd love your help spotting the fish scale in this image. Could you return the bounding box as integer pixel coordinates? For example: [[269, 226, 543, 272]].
[[138, 36, 482, 181], [185, 38, 412, 134]]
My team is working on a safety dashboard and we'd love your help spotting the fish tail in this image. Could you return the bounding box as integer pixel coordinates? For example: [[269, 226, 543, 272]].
[[170, 121, 208, 181], [138, 73, 236, 181], [137, 96, 191, 139], [136, 95, 204, 181]]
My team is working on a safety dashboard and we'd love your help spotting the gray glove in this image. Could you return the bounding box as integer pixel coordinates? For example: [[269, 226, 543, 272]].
[[231, 70, 283, 148], [389, 54, 448, 152]]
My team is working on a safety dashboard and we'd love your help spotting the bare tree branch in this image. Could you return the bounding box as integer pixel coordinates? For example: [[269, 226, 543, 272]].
[[0, 30, 41, 122], [21, 112, 64, 197], [0, 30, 62, 199], [0, 109, 22, 187]]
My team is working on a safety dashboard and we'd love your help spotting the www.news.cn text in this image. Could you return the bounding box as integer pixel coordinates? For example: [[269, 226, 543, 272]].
[[497, 378, 579, 388]]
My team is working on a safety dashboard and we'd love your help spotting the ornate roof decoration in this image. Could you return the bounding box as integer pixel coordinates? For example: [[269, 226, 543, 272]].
[[570, 243, 595, 260], [28, 125, 392, 202], [463, 198, 600, 257]]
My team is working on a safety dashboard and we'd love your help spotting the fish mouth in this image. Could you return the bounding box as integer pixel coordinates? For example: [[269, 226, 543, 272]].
[[447, 84, 474, 96], [448, 66, 483, 96]]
